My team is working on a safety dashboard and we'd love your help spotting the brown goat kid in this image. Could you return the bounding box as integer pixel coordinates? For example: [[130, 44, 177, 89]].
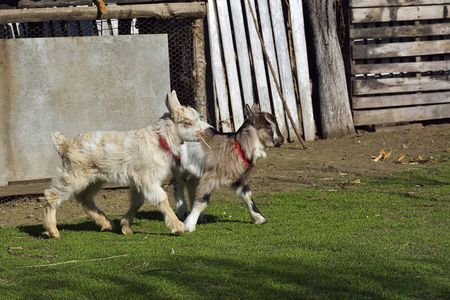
[[176, 104, 284, 232]]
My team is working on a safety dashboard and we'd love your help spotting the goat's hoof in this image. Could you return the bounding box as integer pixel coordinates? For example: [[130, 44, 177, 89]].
[[101, 220, 115, 231], [170, 221, 185, 234], [45, 229, 60, 239], [177, 212, 188, 222], [184, 223, 196, 233], [198, 213, 207, 224], [121, 226, 133, 235], [254, 218, 267, 225], [121, 219, 133, 235]]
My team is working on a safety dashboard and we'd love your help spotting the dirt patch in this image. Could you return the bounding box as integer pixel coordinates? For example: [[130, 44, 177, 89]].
[[1, 123, 449, 229]]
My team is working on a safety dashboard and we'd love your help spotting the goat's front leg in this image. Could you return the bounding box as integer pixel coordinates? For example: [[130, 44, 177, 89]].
[[184, 193, 210, 232], [174, 173, 189, 222], [237, 185, 267, 225]]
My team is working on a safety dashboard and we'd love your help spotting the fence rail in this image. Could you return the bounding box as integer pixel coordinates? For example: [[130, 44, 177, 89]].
[[349, 0, 450, 126]]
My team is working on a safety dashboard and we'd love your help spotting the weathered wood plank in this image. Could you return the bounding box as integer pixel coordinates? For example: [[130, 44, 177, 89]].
[[244, 0, 272, 114], [351, 60, 450, 75], [353, 75, 450, 95], [352, 91, 450, 109], [229, 0, 254, 107], [0, 179, 127, 198], [290, 0, 315, 141], [350, 0, 450, 8], [19, 0, 91, 8], [268, 0, 299, 140], [18, 0, 174, 8], [207, 0, 231, 132], [258, 0, 287, 137], [0, 2, 206, 23], [216, 0, 244, 129], [0, 180, 49, 198], [353, 103, 450, 126], [351, 5, 450, 23], [350, 23, 449, 39], [352, 40, 450, 60]]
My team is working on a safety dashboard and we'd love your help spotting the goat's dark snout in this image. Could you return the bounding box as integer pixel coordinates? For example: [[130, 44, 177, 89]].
[[274, 135, 284, 147]]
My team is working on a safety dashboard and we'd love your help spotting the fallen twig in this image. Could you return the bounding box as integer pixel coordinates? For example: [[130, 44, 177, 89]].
[[141, 269, 181, 274], [19, 253, 130, 268]]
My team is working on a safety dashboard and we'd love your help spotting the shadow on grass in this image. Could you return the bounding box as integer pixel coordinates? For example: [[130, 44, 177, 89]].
[[17, 210, 180, 238], [8, 255, 447, 299]]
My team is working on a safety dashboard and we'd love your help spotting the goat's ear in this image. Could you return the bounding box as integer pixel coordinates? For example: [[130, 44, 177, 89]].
[[166, 90, 181, 114], [244, 104, 255, 123], [251, 103, 261, 113]]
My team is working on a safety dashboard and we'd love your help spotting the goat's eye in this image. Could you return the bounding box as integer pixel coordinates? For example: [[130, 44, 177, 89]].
[[184, 121, 192, 127]]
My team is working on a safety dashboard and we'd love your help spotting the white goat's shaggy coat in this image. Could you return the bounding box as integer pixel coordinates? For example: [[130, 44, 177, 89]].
[[175, 104, 284, 232], [40, 91, 202, 238]]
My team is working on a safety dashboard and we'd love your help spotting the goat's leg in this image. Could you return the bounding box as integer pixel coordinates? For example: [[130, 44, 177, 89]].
[[121, 186, 145, 235], [186, 176, 207, 224], [143, 184, 185, 234], [237, 185, 267, 225], [184, 193, 210, 233], [41, 177, 77, 238], [76, 182, 115, 232], [174, 173, 189, 222]]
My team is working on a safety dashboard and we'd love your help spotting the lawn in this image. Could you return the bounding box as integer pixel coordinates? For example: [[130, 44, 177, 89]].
[[1, 162, 449, 299]]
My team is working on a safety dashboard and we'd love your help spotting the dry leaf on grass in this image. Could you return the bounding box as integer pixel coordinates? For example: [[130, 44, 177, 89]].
[[372, 149, 392, 162], [343, 179, 361, 185]]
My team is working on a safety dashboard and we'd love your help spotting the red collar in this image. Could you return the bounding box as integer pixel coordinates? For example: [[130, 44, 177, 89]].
[[159, 135, 179, 162], [231, 141, 251, 169]]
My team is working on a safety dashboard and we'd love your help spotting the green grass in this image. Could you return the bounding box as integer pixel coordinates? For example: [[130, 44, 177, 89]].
[[1, 161, 449, 299]]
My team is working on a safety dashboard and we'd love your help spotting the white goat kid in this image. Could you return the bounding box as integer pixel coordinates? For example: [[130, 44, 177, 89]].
[[174, 104, 284, 232], [40, 91, 201, 238]]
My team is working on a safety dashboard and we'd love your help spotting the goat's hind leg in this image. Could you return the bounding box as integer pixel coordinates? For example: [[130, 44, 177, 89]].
[[186, 176, 207, 224], [76, 182, 115, 232], [237, 185, 267, 225], [121, 186, 145, 235], [41, 177, 76, 238], [144, 184, 185, 234]]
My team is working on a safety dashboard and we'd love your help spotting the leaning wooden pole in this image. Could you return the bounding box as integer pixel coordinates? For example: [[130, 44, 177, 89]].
[[193, 18, 208, 121], [246, 0, 307, 149]]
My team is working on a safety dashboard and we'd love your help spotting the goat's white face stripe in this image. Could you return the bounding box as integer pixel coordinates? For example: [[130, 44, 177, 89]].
[[268, 118, 279, 140]]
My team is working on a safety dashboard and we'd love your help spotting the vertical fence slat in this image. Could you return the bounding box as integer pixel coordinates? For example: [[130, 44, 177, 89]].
[[257, 0, 288, 138], [244, 0, 272, 113], [207, 0, 231, 132], [229, 0, 254, 108], [268, 0, 300, 141], [290, 0, 315, 141], [216, 0, 244, 129]]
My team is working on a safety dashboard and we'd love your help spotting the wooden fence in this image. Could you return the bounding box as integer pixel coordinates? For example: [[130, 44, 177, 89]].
[[207, 0, 314, 142], [348, 0, 450, 126]]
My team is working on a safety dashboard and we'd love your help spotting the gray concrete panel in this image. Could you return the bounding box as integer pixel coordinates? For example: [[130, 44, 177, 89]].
[[0, 34, 170, 185]]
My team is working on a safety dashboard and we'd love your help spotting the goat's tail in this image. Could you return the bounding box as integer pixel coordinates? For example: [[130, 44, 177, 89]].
[[51, 131, 66, 157]]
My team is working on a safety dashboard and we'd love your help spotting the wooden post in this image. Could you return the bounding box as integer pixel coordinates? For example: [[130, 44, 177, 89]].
[[268, 0, 301, 142], [257, 0, 287, 138], [244, 0, 272, 114], [193, 18, 208, 121], [229, 0, 254, 107], [305, 0, 354, 138], [207, 0, 231, 132], [290, 0, 315, 141], [216, 0, 244, 129]]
